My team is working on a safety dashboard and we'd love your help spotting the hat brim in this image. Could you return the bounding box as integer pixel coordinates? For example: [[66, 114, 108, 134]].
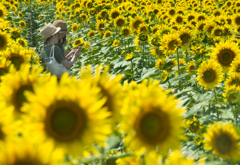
[[59, 30, 72, 34], [41, 27, 61, 40]]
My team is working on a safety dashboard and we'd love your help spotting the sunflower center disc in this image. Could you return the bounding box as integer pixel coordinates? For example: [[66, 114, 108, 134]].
[[190, 122, 200, 133], [0, 67, 8, 77], [0, 36, 4, 47], [46, 102, 87, 142], [203, 69, 216, 82], [137, 111, 170, 145], [228, 92, 239, 104], [9, 55, 24, 70], [219, 49, 234, 65], [236, 17, 240, 25], [0, 10, 3, 17], [181, 34, 189, 44], [15, 85, 33, 112], [215, 133, 233, 154], [168, 40, 176, 50]]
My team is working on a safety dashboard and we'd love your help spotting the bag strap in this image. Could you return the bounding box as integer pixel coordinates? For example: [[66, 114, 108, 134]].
[[50, 45, 55, 58]]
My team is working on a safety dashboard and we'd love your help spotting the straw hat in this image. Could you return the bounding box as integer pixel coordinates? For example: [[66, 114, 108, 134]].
[[53, 20, 72, 34], [40, 23, 61, 40]]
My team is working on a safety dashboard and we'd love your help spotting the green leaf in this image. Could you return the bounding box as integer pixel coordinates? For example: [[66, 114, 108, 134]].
[[185, 101, 209, 117], [105, 136, 121, 149], [124, 69, 133, 76]]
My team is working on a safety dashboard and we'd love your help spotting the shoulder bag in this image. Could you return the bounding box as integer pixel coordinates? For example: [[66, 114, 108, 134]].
[[45, 45, 71, 79]]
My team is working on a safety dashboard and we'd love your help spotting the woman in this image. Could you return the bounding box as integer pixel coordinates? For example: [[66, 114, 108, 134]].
[[53, 20, 72, 58], [39, 23, 80, 76]]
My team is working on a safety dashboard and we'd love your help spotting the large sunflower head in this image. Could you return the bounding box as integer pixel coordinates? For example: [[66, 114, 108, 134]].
[[121, 26, 131, 37], [103, 30, 112, 38], [114, 16, 126, 28], [79, 64, 123, 123], [155, 58, 165, 70], [9, 28, 21, 39], [71, 23, 79, 33], [225, 73, 240, 87], [0, 44, 30, 70], [72, 38, 84, 48], [96, 19, 106, 33], [0, 142, 64, 165], [178, 28, 193, 49], [211, 40, 240, 72], [22, 73, 112, 156], [186, 60, 196, 74], [130, 15, 144, 31], [0, 30, 11, 51], [222, 85, 240, 104], [87, 30, 95, 39], [233, 13, 240, 27], [196, 59, 224, 90], [110, 9, 120, 20], [0, 64, 46, 117], [211, 26, 223, 37], [160, 33, 181, 55], [0, 5, 8, 19], [203, 122, 240, 160], [16, 37, 28, 47], [120, 80, 186, 155]]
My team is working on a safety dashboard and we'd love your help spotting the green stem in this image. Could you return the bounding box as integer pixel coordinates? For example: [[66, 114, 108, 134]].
[[177, 48, 180, 76], [131, 59, 134, 81], [214, 88, 219, 121], [185, 50, 188, 63], [100, 148, 105, 165], [231, 105, 238, 126]]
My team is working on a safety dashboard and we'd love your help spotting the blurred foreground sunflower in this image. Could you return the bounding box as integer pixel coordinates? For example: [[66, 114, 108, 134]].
[[120, 80, 186, 155], [22, 74, 112, 157], [203, 122, 240, 160]]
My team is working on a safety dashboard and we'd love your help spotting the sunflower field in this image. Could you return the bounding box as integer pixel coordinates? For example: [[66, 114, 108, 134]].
[[2, 0, 240, 164]]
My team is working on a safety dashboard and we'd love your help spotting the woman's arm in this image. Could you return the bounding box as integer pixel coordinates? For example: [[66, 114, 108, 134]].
[[61, 48, 81, 69]]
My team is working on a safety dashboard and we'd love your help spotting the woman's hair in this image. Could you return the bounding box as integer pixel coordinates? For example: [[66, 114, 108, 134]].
[[56, 35, 66, 49], [44, 33, 59, 46]]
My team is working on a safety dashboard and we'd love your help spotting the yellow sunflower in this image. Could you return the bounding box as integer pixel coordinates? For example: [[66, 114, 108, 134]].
[[121, 26, 131, 37], [233, 13, 240, 27], [0, 44, 30, 70], [0, 57, 14, 81], [0, 5, 8, 19], [87, 30, 95, 39], [186, 116, 202, 134], [79, 64, 123, 123], [186, 60, 196, 74], [18, 11, 23, 18], [112, 39, 120, 47], [120, 80, 186, 155], [178, 28, 193, 49], [96, 19, 106, 33], [130, 15, 144, 31], [110, 8, 120, 20], [0, 30, 11, 51], [211, 25, 223, 37], [160, 70, 168, 83], [197, 60, 224, 90], [229, 57, 240, 75], [19, 20, 26, 28], [203, 122, 240, 160], [160, 33, 181, 55], [126, 52, 133, 61], [9, 28, 21, 39], [222, 85, 240, 104], [138, 23, 148, 33], [0, 64, 46, 117], [225, 73, 240, 87], [116, 156, 141, 165], [204, 22, 216, 35], [72, 38, 84, 48], [114, 16, 126, 28], [0, 141, 64, 165], [103, 30, 112, 38], [155, 58, 165, 70], [164, 151, 194, 165], [71, 23, 79, 33], [16, 37, 28, 47], [22, 74, 112, 157], [211, 40, 240, 73]]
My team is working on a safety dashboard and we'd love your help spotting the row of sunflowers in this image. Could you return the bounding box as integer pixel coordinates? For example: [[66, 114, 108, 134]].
[[1, 0, 240, 164]]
